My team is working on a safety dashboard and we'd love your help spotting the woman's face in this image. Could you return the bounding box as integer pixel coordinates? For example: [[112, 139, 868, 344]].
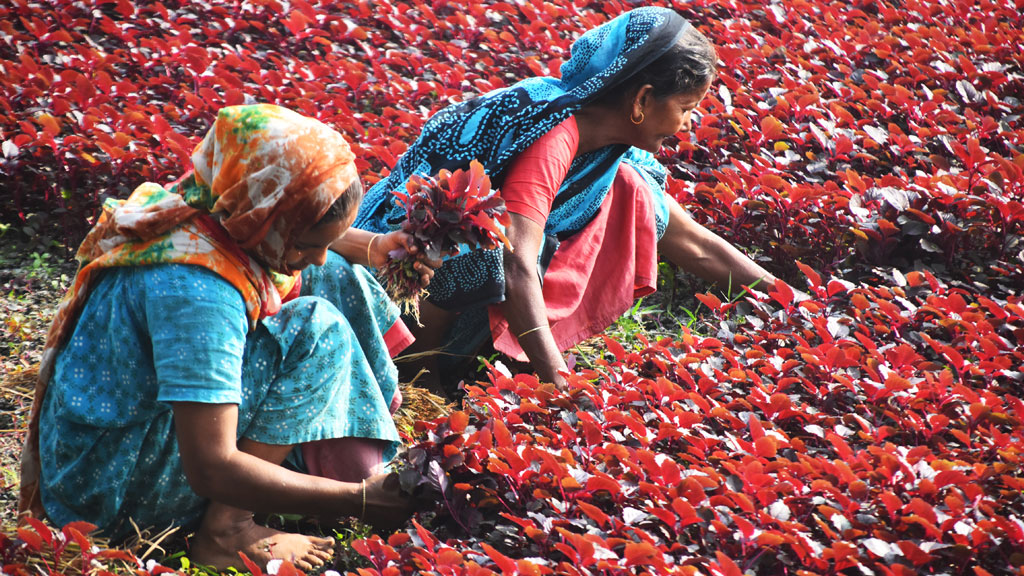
[[631, 81, 711, 153], [282, 208, 356, 275]]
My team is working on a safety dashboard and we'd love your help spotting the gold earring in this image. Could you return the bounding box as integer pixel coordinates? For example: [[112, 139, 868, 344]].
[[631, 111, 645, 125]]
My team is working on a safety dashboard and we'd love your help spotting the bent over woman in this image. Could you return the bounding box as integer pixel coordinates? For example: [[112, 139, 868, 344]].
[[20, 105, 422, 571], [354, 7, 780, 393]]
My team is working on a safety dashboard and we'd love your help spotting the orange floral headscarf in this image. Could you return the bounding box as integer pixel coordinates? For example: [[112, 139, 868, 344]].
[[20, 104, 358, 517]]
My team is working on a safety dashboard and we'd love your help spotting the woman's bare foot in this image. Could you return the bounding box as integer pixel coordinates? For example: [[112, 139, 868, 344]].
[[190, 503, 334, 572]]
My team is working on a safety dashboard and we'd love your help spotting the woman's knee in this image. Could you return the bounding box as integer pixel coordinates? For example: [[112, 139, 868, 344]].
[[301, 437, 389, 482]]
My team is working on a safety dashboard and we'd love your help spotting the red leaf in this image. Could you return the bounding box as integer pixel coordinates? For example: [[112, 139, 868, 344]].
[[62, 522, 96, 553], [17, 526, 44, 552], [41, 29, 74, 43], [648, 506, 677, 528], [796, 261, 822, 288], [435, 548, 464, 566], [825, 431, 854, 461], [350, 537, 372, 559], [754, 436, 778, 458], [412, 519, 440, 551], [834, 134, 854, 155], [601, 335, 626, 360], [388, 532, 411, 547], [623, 541, 659, 567], [35, 113, 61, 137], [672, 497, 701, 526], [448, 410, 469, 434], [96, 549, 138, 563], [577, 501, 610, 527], [904, 497, 938, 524], [695, 292, 723, 313], [282, 10, 312, 36], [880, 491, 903, 519], [713, 551, 743, 576], [732, 513, 755, 538], [586, 473, 621, 496], [181, 45, 210, 73], [827, 279, 850, 296], [760, 116, 786, 141], [748, 415, 765, 440], [237, 552, 264, 576], [769, 279, 795, 309], [578, 412, 603, 445], [480, 542, 517, 573], [758, 532, 788, 547], [759, 173, 788, 190], [23, 517, 53, 547], [845, 169, 868, 193], [491, 418, 513, 448]]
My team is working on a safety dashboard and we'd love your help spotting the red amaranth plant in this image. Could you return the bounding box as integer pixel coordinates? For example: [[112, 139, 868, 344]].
[[3, 0, 1024, 574], [378, 159, 511, 318]]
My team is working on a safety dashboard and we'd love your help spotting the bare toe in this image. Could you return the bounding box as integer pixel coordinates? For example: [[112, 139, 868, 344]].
[[192, 513, 335, 572]]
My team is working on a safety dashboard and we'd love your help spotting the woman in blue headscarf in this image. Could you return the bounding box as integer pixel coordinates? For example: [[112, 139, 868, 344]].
[[355, 7, 778, 393]]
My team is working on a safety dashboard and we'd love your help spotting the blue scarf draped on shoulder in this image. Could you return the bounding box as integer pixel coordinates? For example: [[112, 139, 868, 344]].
[[355, 7, 691, 310]]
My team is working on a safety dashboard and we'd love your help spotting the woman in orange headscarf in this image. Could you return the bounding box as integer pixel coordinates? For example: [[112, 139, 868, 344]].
[[21, 104, 426, 571]]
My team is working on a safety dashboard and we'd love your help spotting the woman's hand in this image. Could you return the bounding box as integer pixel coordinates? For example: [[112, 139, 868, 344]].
[[368, 231, 443, 287], [361, 471, 417, 531], [330, 228, 443, 286], [173, 403, 414, 524]]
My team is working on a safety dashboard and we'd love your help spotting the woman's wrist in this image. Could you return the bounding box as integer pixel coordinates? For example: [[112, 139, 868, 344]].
[[516, 324, 548, 339], [514, 323, 568, 383], [366, 233, 379, 267], [338, 478, 365, 520], [360, 478, 367, 521]]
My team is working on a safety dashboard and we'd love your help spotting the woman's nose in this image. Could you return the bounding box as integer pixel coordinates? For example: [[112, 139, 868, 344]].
[[679, 111, 693, 133]]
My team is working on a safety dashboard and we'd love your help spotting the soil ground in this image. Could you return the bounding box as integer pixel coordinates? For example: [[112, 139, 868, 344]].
[[1, 248, 74, 529]]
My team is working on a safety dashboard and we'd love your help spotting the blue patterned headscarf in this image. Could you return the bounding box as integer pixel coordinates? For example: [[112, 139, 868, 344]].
[[355, 7, 692, 309]]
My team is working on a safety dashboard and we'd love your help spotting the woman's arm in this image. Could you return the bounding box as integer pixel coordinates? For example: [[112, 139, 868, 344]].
[[658, 198, 777, 291], [173, 401, 411, 529], [499, 213, 569, 387]]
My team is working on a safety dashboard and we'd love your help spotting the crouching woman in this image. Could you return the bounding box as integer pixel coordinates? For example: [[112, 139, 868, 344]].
[[19, 104, 424, 571]]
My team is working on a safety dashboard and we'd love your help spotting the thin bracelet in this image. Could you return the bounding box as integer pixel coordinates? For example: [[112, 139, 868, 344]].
[[366, 234, 378, 267], [360, 478, 366, 521], [517, 325, 547, 339]]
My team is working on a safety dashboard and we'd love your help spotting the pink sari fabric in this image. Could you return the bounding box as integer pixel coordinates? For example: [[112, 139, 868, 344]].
[[384, 320, 416, 358], [489, 163, 659, 361]]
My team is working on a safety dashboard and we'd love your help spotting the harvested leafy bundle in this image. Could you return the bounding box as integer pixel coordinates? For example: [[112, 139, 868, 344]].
[[378, 159, 511, 319]]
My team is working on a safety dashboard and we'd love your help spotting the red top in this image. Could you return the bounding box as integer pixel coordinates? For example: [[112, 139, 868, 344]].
[[500, 117, 579, 226]]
